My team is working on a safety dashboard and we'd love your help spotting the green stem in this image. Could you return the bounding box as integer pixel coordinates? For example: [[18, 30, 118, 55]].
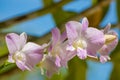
[[0, 61, 16, 75]]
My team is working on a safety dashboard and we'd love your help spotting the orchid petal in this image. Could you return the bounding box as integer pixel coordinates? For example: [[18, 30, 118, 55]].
[[16, 60, 27, 71], [22, 42, 43, 61], [66, 45, 75, 51], [25, 52, 43, 69], [22, 42, 43, 52], [6, 33, 20, 54], [60, 31, 67, 42], [103, 23, 111, 33], [85, 28, 105, 57], [77, 48, 87, 59], [100, 55, 110, 63], [8, 54, 15, 63], [82, 17, 88, 32], [42, 56, 59, 77], [99, 45, 109, 55], [60, 51, 76, 67], [58, 41, 76, 67], [66, 21, 79, 43], [21, 42, 43, 70], [66, 51, 76, 61], [55, 56, 61, 67], [51, 27, 61, 46], [20, 32, 27, 48], [99, 31, 118, 55]]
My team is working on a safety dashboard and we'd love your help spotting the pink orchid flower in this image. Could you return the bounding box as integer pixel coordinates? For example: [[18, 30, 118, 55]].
[[58, 40, 76, 67], [99, 23, 118, 63], [6, 32, 44, 71], [66, 17, 105, 59], [48, 27, 75, 67], [39, 55, 60, 77]]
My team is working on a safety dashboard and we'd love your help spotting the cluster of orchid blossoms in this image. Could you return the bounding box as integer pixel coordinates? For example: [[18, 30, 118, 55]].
[[5, 17, 118, 77]]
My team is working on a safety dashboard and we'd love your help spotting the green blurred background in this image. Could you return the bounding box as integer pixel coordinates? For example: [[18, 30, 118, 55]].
[[0, 0, 120, 80]]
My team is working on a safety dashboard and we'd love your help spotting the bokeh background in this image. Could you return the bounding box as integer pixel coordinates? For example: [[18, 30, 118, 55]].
[[0, 0, 120, 80]]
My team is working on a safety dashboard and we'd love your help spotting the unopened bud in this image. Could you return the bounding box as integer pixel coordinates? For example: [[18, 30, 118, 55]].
[[104, 34, 116, 44]]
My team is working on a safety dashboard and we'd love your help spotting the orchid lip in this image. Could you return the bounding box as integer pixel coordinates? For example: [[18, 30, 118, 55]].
[[13, 51, 26, 62], [73, 39, 87, 49]]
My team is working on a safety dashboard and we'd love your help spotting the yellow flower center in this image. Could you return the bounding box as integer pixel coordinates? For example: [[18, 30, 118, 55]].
[[13, 51, 26, 61], [73, 39, 87, 49]]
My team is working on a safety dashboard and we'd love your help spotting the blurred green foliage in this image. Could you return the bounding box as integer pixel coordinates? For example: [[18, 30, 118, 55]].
[[0, 34, 8, 57], [66, 57, 87, 80], [110, 42, 120, 80], [116, 0, 120, 22]]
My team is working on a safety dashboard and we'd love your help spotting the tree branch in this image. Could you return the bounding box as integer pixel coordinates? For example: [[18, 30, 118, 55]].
[[0, 0, 72, 28]]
